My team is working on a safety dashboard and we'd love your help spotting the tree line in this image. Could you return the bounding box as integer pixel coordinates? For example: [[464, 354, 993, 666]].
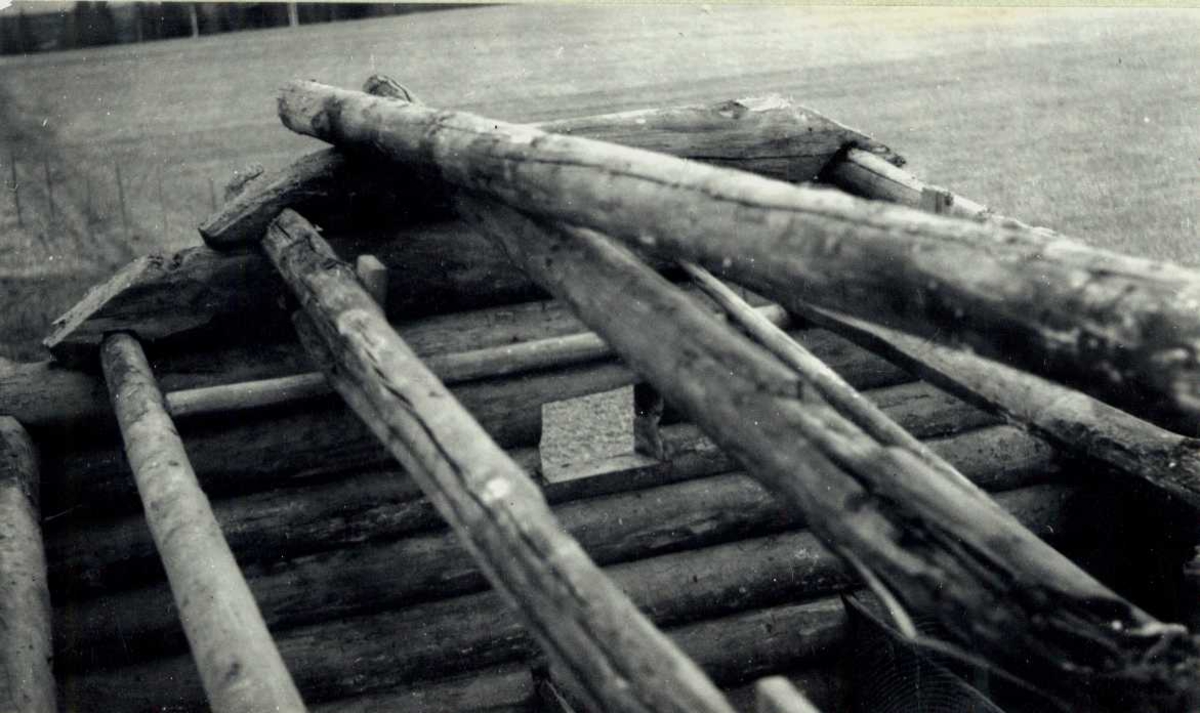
[[0, 3, 468, 55]]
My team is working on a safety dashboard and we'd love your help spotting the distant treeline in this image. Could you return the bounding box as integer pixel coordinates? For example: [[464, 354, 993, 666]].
[[0, 3, 471, 55]]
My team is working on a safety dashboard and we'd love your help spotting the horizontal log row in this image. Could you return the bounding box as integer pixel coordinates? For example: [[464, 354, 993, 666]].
[[36, 321, 914, 522], [58, 484, 1090, 711], [45, 371, 1024, 602], [52, 425, 1064, 671]]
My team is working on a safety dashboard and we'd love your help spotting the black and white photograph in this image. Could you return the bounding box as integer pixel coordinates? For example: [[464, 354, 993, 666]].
[[0, 2, 1198, 711]]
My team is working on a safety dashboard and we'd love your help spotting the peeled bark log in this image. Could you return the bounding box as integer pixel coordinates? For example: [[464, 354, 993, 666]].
[[278, 79, 1200, 434], [754, 676, 823, 713], [264, 210, 734, 713], [99, 334, 305, 713], [0, 418, 55, 713], [455, 199, 1200, 712]]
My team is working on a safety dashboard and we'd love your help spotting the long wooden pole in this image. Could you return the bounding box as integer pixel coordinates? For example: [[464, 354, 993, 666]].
[[0, 418, 55, 713], [100, 333, 306, 713], [263, 209, 735, 713], [276, 79, 1200, 435], [454, 197, 1200, 711], [795, 304, 1200, 511]]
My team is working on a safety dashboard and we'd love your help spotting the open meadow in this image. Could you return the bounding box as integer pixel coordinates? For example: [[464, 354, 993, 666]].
[[1, 4, 1197, 360]]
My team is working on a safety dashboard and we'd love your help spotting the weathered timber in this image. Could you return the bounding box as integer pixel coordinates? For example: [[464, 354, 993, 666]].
[[795, 283, 1200, 511], [201, 92, 896, 248], [54, 470, 1079, 670], [63, 478, 1091, 713], [99, 334, 306, 713], [51, 92, 886, 360], [754, 676, 823, 713], [455, 200, 1200, 711], [0, 418, 54, 713], [264, 210, 734, 713], [279, 79, 1200, 433]]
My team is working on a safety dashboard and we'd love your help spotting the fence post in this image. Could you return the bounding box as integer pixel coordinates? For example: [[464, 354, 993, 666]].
[[208, 176, 218, 212], [157, 166, 168, 234], [9, 151, 20, 228], [115, 163, 131, 241], [43, 158, 53, 223]]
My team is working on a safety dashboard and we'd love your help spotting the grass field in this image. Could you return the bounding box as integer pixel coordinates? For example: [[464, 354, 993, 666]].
[[1, 5, 1198, 360]]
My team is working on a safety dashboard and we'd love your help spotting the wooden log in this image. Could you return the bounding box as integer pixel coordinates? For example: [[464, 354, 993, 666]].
[[201, 92, 897, 248], [264, 211, 734, 713], [754, 676, 823, 713], [279, 79, 1200, 435], [791, 283, 1200, 512], [725, 666, 844, 713], [683, 262, 966, 486], [60, 476, 1086, 712], [0, 418, 55, 713], [98, 333, 306, 713], [454, 199, 1200, 711]]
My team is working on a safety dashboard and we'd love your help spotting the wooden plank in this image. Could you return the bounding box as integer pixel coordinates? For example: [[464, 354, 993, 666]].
[[455, 199, 1200, 711], [0, 418, 55, 713], [99, 333, 306, 713], [201, 89, 897, 249], [264, 210, 735, 713], [279, 79, 1200, 434], [59, 480, 1085, 711], [797, 305, 1200, 511]]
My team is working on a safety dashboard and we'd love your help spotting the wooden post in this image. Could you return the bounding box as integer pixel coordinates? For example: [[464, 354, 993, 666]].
[[287, 2, 299, 28], [8, 150, 20, 228], [0, 418, 55, 713], [156, 166, 168, 233], [454, 197, 1200, 712], [354, 254, 387, 308], [99, 333, 306, 713], [276, 79, 1200, 436], [114, 162, 130, 241], [755, 676, 823, 713], [188, 2, 200, 38], [42, 158, 53, 223], [208, 175, 218, 212], [264, 209, 735, 713]]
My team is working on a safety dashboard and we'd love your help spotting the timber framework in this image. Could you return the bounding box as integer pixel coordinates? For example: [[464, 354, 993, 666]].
[[3, 75, 1200, 712]]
